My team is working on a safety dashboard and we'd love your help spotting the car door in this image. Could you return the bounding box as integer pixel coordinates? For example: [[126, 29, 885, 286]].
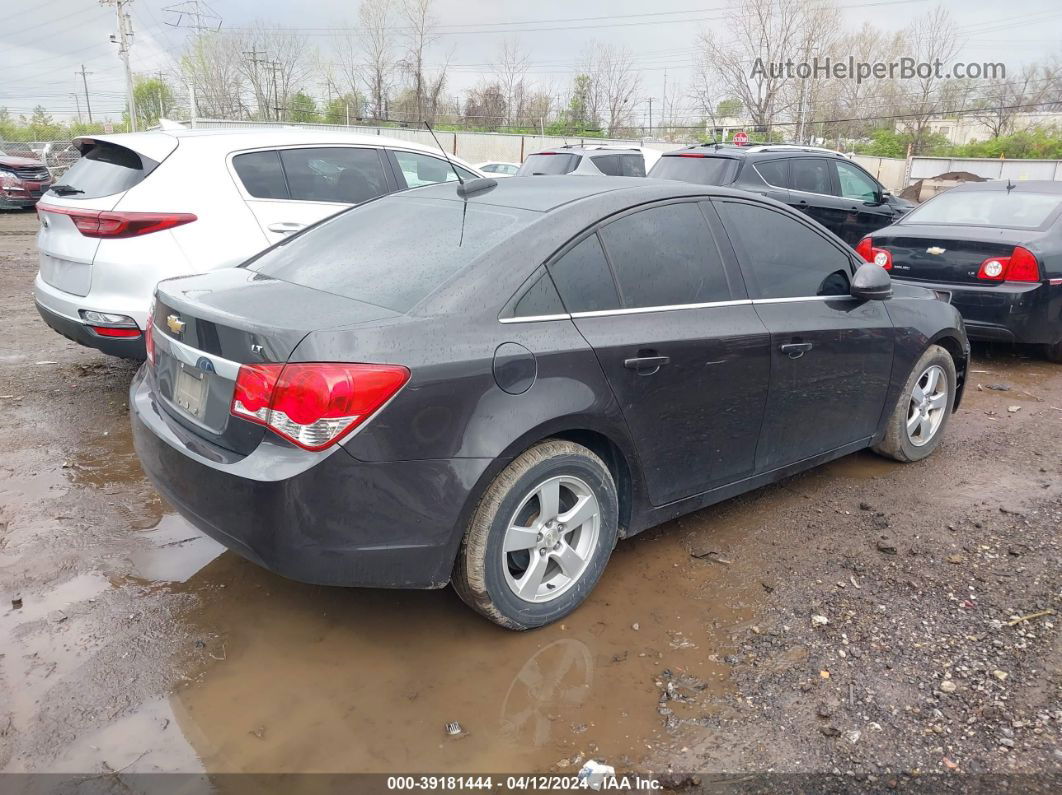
[[832, 159, 898, 241], [713, 197, 894, 472], [547, 200, 772, 505], [386, 150, 477, 189], [231, 146, 394, 243], [787, 156, 854, 237]]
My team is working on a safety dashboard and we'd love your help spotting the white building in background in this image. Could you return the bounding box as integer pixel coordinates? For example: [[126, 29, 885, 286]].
[[899, 112, 1062, 145]]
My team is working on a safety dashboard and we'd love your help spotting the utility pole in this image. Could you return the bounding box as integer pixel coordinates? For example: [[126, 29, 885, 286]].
[[242, 47, 269, 118], [164, 1, 223, 126], [270, 60, 282, 122], [76, 65, 94, 123], [71, 93, 83, 124], [103, 0, 137, 131], [648, 97, 653, 138]]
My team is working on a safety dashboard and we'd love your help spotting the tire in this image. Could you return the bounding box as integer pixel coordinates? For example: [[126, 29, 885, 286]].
[[872, 344, 956, 463], [1044, 340, 1062, 363], [452, 439, 619, 630]]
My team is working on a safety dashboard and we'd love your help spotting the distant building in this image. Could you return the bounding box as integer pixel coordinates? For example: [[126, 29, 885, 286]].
[[898, 112, 1062, 145]]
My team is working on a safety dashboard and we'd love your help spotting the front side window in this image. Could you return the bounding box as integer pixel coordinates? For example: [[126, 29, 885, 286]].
[[717, 200, 852, 299], [280, 147, 389, 204], [233, 150, 289, 199], [518, 153, 580, 176], [548, 234, 621, 313], [835, 161, 879, 202], [592, 154, 646, 177], [599, 202, 730, 308], [789, 157, 833, 195], [393, 151, 475, 188]]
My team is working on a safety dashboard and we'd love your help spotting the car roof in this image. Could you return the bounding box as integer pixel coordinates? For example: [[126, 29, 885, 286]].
[[947, 179, 1062, 194], [394, 174, 753, 213], [661, 143, 848, 159], [76, 127, 465, 159], [527, 145, 643, 156]]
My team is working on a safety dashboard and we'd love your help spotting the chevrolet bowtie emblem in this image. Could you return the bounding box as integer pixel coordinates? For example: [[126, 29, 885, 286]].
[[166, 314, 186, 334], [926, 246, 946, 255]]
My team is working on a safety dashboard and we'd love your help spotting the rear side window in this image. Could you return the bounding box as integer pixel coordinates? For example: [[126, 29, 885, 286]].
[[233, 150, 289, 199], [790, 158, 833, 195], [518, 153, 580, 176], [599, 202, 730, 308], [648, 155, 737, 185], [280, 147, 389, 203], [248, 196, 533, 312], [593, 154, 646, 177], [48, 140, 156, 199], [754, 160, 789, 188], [511, 268, 565, 318], [548, 234, 620, 313], [717, 200, 852, 299]]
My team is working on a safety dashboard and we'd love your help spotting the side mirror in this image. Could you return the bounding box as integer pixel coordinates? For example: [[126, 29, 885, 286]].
[[851, 262, 892, 301]]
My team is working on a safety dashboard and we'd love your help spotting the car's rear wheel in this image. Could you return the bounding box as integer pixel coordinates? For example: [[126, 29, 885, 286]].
[[452, 440, 618, 630], [872, 345, 956, 462]]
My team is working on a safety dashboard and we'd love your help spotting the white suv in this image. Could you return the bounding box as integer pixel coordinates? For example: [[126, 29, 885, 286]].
[[33, 128, 481, 358]]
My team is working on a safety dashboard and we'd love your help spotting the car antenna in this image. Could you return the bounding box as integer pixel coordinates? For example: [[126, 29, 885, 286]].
[[1006, 178, 1015, 192], [424, 121, 464, 187], [423, 121, 497, 199]]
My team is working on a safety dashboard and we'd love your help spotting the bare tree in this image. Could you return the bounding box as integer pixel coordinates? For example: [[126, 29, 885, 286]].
[[968, 66, 1047, 139], [492, 38, 530, 127], [596, 43, 642, 135], [180, 32, 245, 119], [399, 0, 437, 122], [360, 0, 395, 119], [895, 6, 961, 153], [237, 24, 314, 121], [695, 0, 810, 134]]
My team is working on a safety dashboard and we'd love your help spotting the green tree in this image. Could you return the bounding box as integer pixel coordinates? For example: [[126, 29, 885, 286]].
[[28, 106, 62, 139], [289, 91, 319, 123], [716, 98, 743, 118], [133, 77, 175, 127]]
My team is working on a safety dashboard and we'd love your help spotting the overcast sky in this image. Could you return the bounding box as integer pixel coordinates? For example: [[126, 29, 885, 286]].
[[3, 0, 1061, 124]]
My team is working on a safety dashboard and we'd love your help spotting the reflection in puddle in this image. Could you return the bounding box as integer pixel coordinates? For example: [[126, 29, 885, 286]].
[[158, 525, 757, 773], [129, 514, 225, 584]]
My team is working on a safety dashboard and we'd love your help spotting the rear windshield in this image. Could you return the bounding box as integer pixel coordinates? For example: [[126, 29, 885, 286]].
[[902, 190, 1062, 229], [593, 153, 646, 177], [518, 153, 580, 176], [47, 140, 156, 199], [247, 196, 534, 312], [649, 155, 738, 185]]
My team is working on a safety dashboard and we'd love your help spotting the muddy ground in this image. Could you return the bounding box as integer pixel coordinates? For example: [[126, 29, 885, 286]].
[[0, 209, 1059, 787]]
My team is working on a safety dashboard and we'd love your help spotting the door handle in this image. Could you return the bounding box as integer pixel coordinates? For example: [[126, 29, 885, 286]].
[[267, 221, 306, 234], [780, 342, 813, 359], [624, 355, 670, 374]]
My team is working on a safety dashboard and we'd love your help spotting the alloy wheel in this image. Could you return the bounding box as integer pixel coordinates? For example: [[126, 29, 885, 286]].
[[501, 475, 601, 603], [906, 364, 948, 447]]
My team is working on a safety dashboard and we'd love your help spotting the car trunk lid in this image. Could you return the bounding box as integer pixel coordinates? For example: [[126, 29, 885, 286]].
[[36, 135, 177, 297], [872, 224, 1038, 285], [151, 269, 401, 454]]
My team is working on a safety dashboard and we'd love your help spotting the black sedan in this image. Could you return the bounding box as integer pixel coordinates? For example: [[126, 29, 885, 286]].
[[856, 180, 1062, 361], [131, 176, 969, 629]]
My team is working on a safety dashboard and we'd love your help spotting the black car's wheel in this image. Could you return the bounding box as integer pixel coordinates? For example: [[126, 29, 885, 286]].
[[452, 440, 618, 630], [872, 345, 956, 463], [1044, 340, 1062, 363]]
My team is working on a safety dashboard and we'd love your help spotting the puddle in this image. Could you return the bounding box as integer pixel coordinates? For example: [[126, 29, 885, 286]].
[[819, 449, 901, 480], [2, 571, 111, 626], [156, 521, 760, 773], [129, 514, 225, 584], [64, 422, 145, 490]]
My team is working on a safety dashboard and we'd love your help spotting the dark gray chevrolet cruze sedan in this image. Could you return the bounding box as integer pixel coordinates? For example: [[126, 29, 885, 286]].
[[131, 176, 970, 629]]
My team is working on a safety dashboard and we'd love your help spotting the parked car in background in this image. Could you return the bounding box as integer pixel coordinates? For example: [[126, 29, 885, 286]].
[[649, 143, 913, 245], [855, 180, 1062, 362], [475, 161, 520, 177], [33, 128, 482, 359], [518, 145, 648, 178], [0, 148, 53, 209], [131, 175, 968, 630]]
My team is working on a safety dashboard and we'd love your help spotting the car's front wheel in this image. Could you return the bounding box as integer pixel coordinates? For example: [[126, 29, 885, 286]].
[[452, 440, 619, 630], [1044, 339, 1062, 363], [872, 344, 956, 462]]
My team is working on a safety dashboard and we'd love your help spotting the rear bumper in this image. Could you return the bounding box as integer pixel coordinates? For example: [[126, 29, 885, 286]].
[[35, 299, 146, 359], [893, 277, 1061, 345], [129, 366, 489, 589]]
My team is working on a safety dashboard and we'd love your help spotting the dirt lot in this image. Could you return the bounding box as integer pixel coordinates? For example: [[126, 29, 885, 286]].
[[1, 208, 1059, 786]]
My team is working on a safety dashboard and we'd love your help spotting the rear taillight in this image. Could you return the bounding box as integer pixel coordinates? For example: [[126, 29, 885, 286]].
[[231, 362, 410, 451], [37, 204, 196, 239], [676, 153, 707, 158], [977, 246, 1041, 283], [855, 236, 892, 270], [90, 326, 141, 338]]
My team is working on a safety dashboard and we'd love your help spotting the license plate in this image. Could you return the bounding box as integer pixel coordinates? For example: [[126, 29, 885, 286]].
[[933, 290, 952, 303], [174, 365, 208, 418]]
